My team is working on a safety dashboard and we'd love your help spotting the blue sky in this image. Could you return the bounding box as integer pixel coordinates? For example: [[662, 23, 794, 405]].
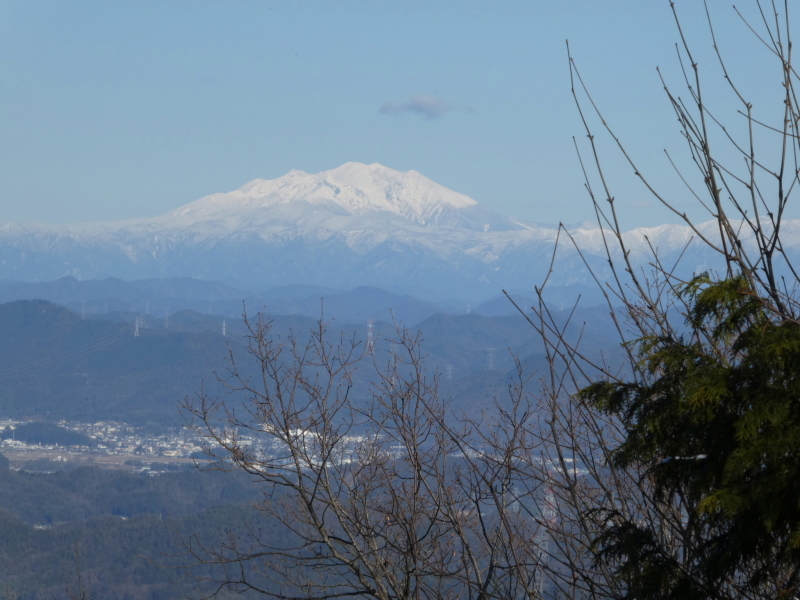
[[0, 1, 784, 228]]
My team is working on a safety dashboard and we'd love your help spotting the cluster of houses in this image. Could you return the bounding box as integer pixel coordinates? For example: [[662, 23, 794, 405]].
[[0, 418, 205, 459]]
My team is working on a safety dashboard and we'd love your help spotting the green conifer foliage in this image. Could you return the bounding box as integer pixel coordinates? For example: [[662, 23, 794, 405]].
[[581, 276, 800, 599]]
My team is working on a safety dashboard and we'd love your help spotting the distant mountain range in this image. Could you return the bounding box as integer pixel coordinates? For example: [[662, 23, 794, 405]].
[[3, 162, 796, 301], [0, 276, 450, 325], [0, 299, 619, 425], [0, 275, 562, 325]]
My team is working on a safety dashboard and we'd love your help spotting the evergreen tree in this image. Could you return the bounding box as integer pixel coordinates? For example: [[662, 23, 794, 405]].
[[581, 276, 800, 598]]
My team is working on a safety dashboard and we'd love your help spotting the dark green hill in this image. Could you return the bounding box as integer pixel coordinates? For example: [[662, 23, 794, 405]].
[[0, 459, 273, 600], [1, 422, 95, 447], [0, 300, 236, 425], [0, 300, 618, 425]]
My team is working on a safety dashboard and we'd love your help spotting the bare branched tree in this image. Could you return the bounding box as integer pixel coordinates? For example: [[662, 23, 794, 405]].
[[62, 541, 92, 600], [181, 314, 551, 600], [183, 2, 800, 599], [513, 1, 800, 599]]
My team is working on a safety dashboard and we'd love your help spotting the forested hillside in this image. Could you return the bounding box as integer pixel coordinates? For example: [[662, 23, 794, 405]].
[[0, 299, 618, 426], [0, 454, 281, 599], [0, 300, 234, 425]]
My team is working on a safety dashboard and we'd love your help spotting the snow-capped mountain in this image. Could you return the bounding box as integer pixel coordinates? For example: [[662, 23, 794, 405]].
[[167, 162, 526, 231], [0, 162, 795, 301]]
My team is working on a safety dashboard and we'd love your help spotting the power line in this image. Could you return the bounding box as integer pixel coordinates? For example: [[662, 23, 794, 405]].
[[0, 325, 131, 381]]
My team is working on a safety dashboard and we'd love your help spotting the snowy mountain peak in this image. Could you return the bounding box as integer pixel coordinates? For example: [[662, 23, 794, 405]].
[[166, 162, 478, 226], [4, 160, 800, 300]]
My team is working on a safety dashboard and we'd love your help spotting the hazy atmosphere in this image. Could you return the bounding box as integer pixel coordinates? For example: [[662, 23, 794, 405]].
[[0, 1, 778, 228], [1, 2, 799, 599]]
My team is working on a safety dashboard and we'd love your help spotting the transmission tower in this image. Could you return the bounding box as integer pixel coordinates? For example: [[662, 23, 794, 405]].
[[134, 316, 140, 337], [445, 365, 454, 379], [222, 319, 227, 337], [486, 347, 496, 371], [367, 319, 374, 354]]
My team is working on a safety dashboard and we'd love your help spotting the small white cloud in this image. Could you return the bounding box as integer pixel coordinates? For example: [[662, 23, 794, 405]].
[[380, 94, 452, 119]]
